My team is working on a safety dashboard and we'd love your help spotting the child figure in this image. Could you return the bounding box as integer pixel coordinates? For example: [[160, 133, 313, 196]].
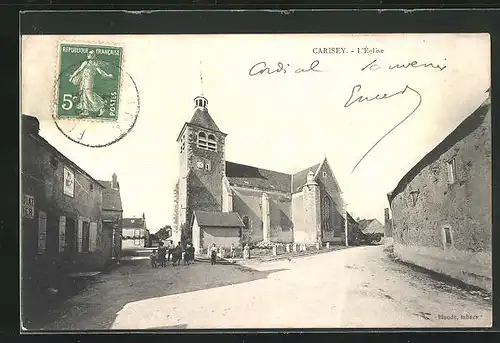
[[210, 243, 217, 265], [150, 250, 158, 268], [230, 243, 235, 259]]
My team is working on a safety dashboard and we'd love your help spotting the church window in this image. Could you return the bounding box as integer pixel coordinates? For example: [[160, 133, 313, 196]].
[[197, 131, 217, 152], [242, 216, 251, 230], [321, 195, 333, 232], [205, 161, 211, 171], [207, 134, 217, 152], [197, 132, 208, 149], [323, 171, 327, 177]]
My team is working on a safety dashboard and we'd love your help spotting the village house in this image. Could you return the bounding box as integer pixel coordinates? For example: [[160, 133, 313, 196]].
[[172, 95, 348, 249], [387, 89, 491, 292], [191, 211, 245, 253], [97, 173, 123, 266], [357, 218, 385, 243], [121, 213, 150, 249], [21, 114, 108, 320]]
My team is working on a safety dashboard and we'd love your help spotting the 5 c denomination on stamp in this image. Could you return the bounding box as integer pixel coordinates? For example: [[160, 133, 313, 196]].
[[53, 43, 140, 148]]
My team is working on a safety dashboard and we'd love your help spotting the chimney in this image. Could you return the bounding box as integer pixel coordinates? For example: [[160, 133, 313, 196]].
[[142, 212, 146, 219], [112, 173, 118, 189], [22, 114, 40, 136]]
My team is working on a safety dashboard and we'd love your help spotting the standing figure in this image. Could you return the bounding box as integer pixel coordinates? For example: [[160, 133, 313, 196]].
[[230, 243, 235, 259], [69, 50, 113, 117], [186, 243, 195, 265], [210, 243, 217, 265], [243, 244, 250, 259], [157, 242, 167, 267], [149, 250, 158, 268], [166, 240, 173, 262], [172, 241, 183, 266]]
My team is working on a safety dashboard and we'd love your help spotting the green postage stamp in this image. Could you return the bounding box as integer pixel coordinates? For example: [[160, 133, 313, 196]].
[[57, 44, 123, 120]]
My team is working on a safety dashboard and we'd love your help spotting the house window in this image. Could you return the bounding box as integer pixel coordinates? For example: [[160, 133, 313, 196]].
[[207, 134, 217, 152], [205, 161, 211, 171], [50, 156, 58, 168], [197, 132, 208, 149], [90, 183, 94, 191], [38, 211, 47, 254], [447, 158, 457, 184], [442, 226, 453, 248], [82, 221, 90, 253], [410, 190, 419, 206]]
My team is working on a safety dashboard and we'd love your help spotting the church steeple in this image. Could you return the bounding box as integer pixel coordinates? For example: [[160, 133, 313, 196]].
[[194, 95, 208, 109], [194, 62, 208, 109]]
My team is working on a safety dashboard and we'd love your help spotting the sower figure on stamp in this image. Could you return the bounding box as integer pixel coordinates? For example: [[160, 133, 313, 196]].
[[69, 50, 113, 117]]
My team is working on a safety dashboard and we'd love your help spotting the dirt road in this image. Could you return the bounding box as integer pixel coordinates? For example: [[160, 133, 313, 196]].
[[41, 245, 492, 330]]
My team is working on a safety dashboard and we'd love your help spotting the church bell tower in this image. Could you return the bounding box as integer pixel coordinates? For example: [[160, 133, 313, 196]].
[[173, 93, 227, 242]]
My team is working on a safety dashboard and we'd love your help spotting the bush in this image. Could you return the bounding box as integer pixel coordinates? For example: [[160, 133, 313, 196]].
[[252, 241, 285, 249]]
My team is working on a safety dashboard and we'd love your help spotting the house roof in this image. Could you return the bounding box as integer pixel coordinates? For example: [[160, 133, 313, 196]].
[[291, 163, 321, 193], [225, 161, 292, 193], [358, 219, 384, 234], [25, 128, 105, 189], [97, 180, 123, 211], [122, 218, 145, 228], [388, 90, 491, 204], [193, 211, 244, 228]]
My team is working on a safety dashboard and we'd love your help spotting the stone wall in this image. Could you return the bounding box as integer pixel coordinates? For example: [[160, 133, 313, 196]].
[[389, 100, 491, 292], [22, 132, 105, 299], [231, 186, 293, 244], [200, 226, 241, 249]]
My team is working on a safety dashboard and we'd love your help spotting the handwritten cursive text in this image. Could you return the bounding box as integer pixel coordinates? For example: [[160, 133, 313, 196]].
[[361, 59, 447, 72], [249, 60, 323, 76], [344, 84, 422, 173]]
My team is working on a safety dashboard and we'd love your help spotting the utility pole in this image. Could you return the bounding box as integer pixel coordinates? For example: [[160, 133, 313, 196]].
[[344, 209, 349, 247]]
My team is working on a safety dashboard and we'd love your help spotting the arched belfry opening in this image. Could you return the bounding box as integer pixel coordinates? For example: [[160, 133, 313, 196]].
[[194, 95, 208, 108]]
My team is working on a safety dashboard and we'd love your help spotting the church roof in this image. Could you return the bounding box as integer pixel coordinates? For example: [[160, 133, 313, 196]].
[[193, 211, 245, 228], [291, 163, 321, 193], [225, 161, 292, 193], [190, 107, 221, 132]]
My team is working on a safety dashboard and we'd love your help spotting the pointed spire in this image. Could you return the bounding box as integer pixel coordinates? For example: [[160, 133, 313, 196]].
[[200, 61, 204, 96]]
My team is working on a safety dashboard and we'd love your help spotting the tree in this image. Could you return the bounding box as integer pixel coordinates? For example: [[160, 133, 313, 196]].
[[180, 223, 191, 244], [156, 225, 172, 241]]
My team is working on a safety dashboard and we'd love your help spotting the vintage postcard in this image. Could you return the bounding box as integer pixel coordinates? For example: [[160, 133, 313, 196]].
[[20, 33, 491, 330]]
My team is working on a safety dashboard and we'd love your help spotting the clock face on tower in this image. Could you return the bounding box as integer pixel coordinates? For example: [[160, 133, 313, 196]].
[[196, 161, 205, 169]]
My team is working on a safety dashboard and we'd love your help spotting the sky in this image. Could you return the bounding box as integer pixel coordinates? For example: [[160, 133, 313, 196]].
[[21, 34, 490, 233]]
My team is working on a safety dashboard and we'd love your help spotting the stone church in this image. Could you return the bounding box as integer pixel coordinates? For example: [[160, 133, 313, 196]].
[[171, 95, 346, 251]]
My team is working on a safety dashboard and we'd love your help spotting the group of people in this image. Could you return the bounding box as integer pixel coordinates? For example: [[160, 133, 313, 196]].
[[150, 240, 195, 268], [209, 243, 237, 265]]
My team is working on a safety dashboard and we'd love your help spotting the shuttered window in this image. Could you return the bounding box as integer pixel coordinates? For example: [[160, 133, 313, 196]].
[[38, 211, 47, 254], [82, 221, 90, 253], [77, 219, 83, 252], [58, 216, 66, 252], [89, 222, 98, 252]]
